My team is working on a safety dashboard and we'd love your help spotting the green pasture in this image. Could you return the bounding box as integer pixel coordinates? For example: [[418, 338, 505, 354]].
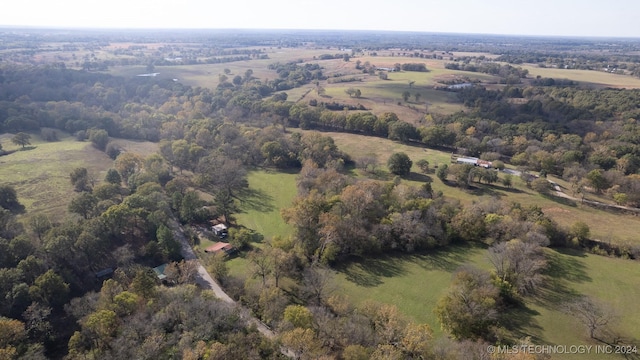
[[520, 249, 640, 360], [334, 245, 640, 359], [224, 169, 298, 277], [520, 65, 640, 89], [0, 133, 113, 220], [235, 169, 297, 240], [334, 243, 490, 336], [0, 134, 157, 221]]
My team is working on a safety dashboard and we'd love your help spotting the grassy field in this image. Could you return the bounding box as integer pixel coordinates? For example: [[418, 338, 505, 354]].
[[334, 243, 490, 336], [520, 65, 640, 89], [0, 133, 158, 221], [334, 246, 640, 360], [235, 169, 297, 240], [223, 169, 298, 277]]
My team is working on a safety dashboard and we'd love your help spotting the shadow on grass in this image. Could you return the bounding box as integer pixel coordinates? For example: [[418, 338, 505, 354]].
[[502, 305, 544, 344], [467, 185, 506, 198], [532, 248, 591, 308], [409, 243, 486, 272], [366, 169, 393, 181], [237, 187, 275, 213], [18, 146, 37, 151], [336, 255, 408, 287], [405, 172, 433, 183], [337, 243, 486, 288], [542, 194, 578, 207]]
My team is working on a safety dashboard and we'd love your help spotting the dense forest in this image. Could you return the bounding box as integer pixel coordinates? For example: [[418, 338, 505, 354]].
[[1, 29, 640, 359]]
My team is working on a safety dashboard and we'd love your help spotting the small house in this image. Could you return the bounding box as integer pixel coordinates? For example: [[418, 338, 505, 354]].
[[212, 223, 228, 239], [153, 263, 168, 281]]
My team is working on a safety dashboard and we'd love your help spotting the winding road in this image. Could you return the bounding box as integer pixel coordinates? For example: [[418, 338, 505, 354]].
[[169, 220, 292, 354]]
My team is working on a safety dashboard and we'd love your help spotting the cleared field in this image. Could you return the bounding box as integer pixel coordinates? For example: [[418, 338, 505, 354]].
[[334, 243, 490, 336], [335, 246, 640, 360], [224, 169, 298, 278], [521, 249, 640, 360], [520, 65, 640, 89], [235, 169, 297, 240], [0, 133, 157, 221]]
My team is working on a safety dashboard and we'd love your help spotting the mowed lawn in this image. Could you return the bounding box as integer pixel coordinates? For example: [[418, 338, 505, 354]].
[[225, 169, 298, 277], [235, 169, 298, 240]]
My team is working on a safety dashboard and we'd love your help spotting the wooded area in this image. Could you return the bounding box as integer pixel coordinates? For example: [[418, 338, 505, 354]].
[[1, 28, 639, 359]]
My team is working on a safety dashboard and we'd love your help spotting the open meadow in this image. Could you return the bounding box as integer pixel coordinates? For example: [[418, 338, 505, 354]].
[[520, 65, 640, 89], [0, 132, 157, 221]]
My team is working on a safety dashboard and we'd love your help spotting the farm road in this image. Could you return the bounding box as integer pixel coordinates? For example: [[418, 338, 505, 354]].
[[169, 220, 291, 353]]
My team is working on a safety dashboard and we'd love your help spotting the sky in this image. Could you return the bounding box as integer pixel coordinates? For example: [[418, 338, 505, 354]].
[[1, 0, 639, 38]]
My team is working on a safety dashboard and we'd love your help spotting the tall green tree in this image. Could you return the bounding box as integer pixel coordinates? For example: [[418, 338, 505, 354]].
[[11, 133, 31, 148], [387, 152, 413, 176]]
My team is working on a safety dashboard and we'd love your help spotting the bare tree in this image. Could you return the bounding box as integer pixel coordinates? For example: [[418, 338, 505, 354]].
[[563, 296, 616, 340], [488, 239, 547, 296], [303, 263, 336, 305]]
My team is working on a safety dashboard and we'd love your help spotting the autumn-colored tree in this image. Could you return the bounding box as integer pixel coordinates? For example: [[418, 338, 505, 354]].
[[435, 267, 502, 340]]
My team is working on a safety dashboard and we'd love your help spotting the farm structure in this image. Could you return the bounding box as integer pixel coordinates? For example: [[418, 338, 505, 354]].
[[205, 242, 237, 256], [453, 155, 493, 168]]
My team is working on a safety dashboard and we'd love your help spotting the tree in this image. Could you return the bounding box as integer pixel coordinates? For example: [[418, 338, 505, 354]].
[[416, 159, 430, 174], [387, 152, 412, 176], [105, 168, 122, 185], [436, 164, 449, 182], [435, 267, 501, 340], [283, 305, 314, 329], [28, 214, 51, 242], [12, 132, 31, 148], [29, 270, 70, 308], [114, 152, 142, 185], [569, 221, 590, 242], [354, 89, 362, 98], [586, 169, 609, 193], [70, 167, 91, 192], [248, 250, 271, 287], [388, 122, 419, 142], [488, 239, 547, 296], [157, 225, 181, 261], [88, 129, 109, 151], [69, 192, 98, 219], [0, 185, 23, 212], [563, 297, 616, 339], [402, 91, 411, 102], [414, 92, 421, 102], [502, 174, 513, 188], [357, 154, 378, 173], [531, 178, 552, 194]]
